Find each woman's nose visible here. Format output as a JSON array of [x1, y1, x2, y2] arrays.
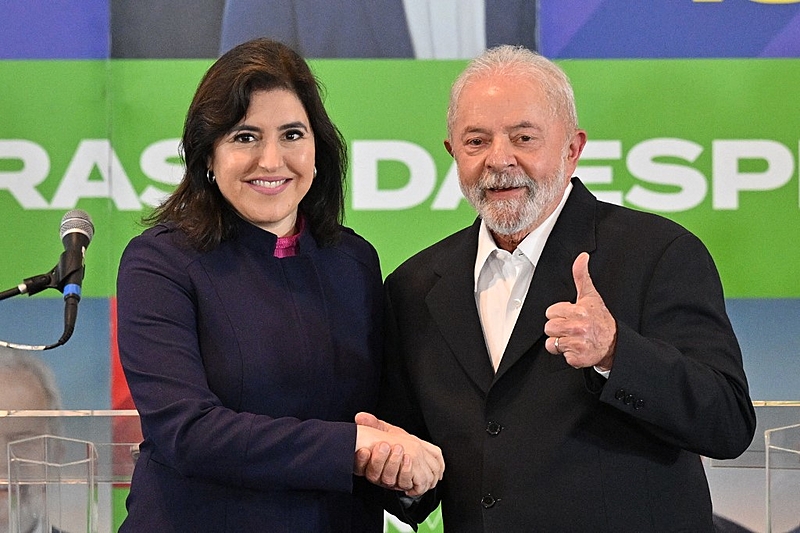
[[258, 141, 283, 171]]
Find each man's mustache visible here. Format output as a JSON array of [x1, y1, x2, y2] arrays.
[[478, 170, 535, 192]]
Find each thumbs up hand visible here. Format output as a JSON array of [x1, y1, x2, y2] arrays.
[[544, 252, 617, 370]]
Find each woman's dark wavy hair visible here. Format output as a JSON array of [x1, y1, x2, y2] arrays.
[[144, 38, 347, 251]]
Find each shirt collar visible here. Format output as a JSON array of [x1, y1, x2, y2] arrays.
[[473, 181, 574, 290]]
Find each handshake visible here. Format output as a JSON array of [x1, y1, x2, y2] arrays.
[[353, 412, 445, 497]]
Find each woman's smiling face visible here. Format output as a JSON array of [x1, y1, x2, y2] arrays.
[[210, 89, 315, 237]]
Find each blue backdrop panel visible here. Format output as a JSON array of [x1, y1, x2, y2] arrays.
[[540, 0, 800, 59]]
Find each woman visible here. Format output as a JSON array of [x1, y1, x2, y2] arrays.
[[116, 38, 441, 532]]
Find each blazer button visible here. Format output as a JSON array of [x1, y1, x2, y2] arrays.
[[615, 388, 626, 401], [634, 398, 645, 410], [481, 494, 497, 508], [486, 421, 502, 436], [624, 394, 634, 405]]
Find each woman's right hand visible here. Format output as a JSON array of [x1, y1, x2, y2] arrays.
[[353, 412, 444, 497]]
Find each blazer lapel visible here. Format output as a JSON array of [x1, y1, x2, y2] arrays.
[[425, 219, 495, 394], [495, 179, 599, 379]]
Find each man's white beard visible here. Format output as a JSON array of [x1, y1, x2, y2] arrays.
[[460, 164, 566, 236]]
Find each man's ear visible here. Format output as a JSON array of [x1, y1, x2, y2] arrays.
[[444, 139, 454, 157], [565, 129, 587, 176]]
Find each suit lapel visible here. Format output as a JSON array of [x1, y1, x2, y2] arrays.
[[495, 179, 599, 379], [426, 219, 496, 394]]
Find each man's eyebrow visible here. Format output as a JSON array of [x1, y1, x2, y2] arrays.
[[460, 126, 491, 136], [460, 122, 544, 134], [509, 121, 543, 131]]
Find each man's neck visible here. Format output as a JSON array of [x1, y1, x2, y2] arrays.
[[490, 229, 531, 252]]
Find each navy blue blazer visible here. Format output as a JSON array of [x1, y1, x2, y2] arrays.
[[117, 218, 384, 532], [380, 178, 756, 532]]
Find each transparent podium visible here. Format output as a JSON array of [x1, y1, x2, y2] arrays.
[[706, 401, 800, 533], [1, 406, 798, 533], [765, 418, 800, 533], [1, 410, 141, 533]]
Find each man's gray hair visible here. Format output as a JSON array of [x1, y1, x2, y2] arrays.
[[0, 345, 63, 410], [446, 45, 579, 140]]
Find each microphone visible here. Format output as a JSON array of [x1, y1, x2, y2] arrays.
[[56, 209, 95, 299], [53, 210, 94, 348]]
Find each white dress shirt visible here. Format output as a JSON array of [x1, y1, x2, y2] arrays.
[[474, 182, 573, 371], [402, 0, 486, 59]]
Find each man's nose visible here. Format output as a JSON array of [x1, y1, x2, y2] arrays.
[[485, 138, 516, 171]]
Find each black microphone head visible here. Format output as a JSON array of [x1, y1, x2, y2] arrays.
[[60, 209, 94, 246]]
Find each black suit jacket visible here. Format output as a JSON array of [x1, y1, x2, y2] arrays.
[[380, 178, 756, 532]]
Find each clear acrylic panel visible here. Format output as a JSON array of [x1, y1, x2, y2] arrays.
[[705, 402, 800, 532], [765, 422, 800, 533], [8, 435, 97, 533], [1, 410, 141, 533]]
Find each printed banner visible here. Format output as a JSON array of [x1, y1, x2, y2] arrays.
[[2, 59, 798, 298]]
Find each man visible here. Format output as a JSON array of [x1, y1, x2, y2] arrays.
[[0, 346, 64, 533], [358, 45, 756, 531]]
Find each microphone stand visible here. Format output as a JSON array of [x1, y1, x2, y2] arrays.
[[0, 270, 58, 302], [0, 264, 75, 350]]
